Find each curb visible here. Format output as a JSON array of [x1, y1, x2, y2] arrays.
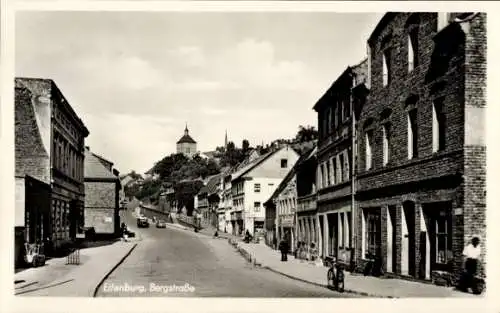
[[261, 265, 391, 298], [231, 243, 392, 298], [92, 243, 138, 297]]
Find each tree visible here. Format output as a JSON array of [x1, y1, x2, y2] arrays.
[[295, 125, 318, 143], [242, 139, 250, 153]]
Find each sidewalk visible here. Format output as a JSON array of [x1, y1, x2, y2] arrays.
[[14, 240, 137, 297], [236, 242, 477, 298]]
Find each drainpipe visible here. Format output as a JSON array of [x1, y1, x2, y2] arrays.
[[350, 75, 357, 267]]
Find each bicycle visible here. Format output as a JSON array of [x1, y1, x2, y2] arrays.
[[326, 257, 345, 292]]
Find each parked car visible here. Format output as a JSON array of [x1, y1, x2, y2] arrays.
[[156, 220, 167, 228], [137, 216, 149, 228]]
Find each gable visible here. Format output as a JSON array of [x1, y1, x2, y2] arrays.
[[244, 147, 299, 179]]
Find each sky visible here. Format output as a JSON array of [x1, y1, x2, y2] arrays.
[[15, 11, 383, 174]]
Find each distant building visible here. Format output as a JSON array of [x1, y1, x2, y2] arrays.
[[313, 58, 369, 265], [15, 77, 89, 256], [176, 124, 197, 157], [84, 147, 121, 237], [230, 145, 300, 236]]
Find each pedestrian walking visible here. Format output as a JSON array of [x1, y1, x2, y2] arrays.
[[279, 238, 289, 262]]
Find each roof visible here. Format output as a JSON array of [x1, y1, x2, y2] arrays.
[[230, 150, 275, 181], [84, 149, 118, 180], [368, 13, 397, 45], [15, 77, 89, 137], [177, 134, 196, 144], [206, 174, 222, 195]]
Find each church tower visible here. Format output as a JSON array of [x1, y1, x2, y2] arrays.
[[176, 123, 197, 157]]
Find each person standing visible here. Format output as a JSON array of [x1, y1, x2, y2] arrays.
[[279, 238, 289, 261], [461, 236, 482, 284]]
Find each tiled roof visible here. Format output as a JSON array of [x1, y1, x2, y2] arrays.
[[177, 134, 196, 144], [230, 149, 277, 181], [206, 174, 222, 194], [84, 149, 118, 180]]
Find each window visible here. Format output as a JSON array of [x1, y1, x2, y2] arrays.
[[347, 212, 352, 248], [365, 131, 373, 170], [436, 215, 450, 264], [327, 107, 332, 134], [268, 183, 274, 187], [432, 99, 446, 152], [334, 105, 339, 128], [323, 163, 328, 187], [408, 29, 419, 72], [343, 99, 350, 121], [317, 167, 323, 189], [407, 109, 418, 159], [382, 50, 391, 86], [254, 183, 261, 193], [346, 150, 351, 180], [339, 153, 345, 183], [281, 159, 288, 168], [365, 210, 381, 256], [382, 123, 390, 166], [254, 202, 261, 212], [329, 158, 335, 185], [326, 160, 331, 186], [340, 213, 345, 248]]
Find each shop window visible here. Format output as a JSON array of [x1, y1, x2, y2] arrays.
[[435, 212, 452, 265]]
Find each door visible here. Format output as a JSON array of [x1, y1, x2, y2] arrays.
[[402, 201, 416, 277], [387, 205, 397, 273]]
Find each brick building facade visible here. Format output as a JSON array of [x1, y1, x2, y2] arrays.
[[84, 147, 121, 236], [354, 13, 486, 284], [15, 78, 89, 252], [313, 59, 369, 265]]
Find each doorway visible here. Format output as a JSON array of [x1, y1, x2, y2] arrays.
[[387, 205, 397, 273], [402, 201, 416, 277]]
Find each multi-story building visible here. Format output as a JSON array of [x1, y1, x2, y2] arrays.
[[221, 170, 234, 233], [355, 13, 486, 284], [84, 147, 121, 237], [231, 145, 300, 237], [295, 146, 319, 252], [263, 160, 299, 252], [205, 173, 222, 229], [15, 77, 89, 252], [313, 59, 370, 265]]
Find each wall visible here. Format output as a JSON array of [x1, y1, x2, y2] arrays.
[[247, 147, 300, 179], [14, 87, 50, 184], [244, 177, 281, 220], [358, 13, 466, 191], [84, 181, 118, 234]]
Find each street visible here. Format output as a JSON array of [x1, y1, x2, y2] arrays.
[[96, 211, 358, 297]]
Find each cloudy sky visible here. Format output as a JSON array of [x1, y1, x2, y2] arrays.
[[16, 11, 383, 174]]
